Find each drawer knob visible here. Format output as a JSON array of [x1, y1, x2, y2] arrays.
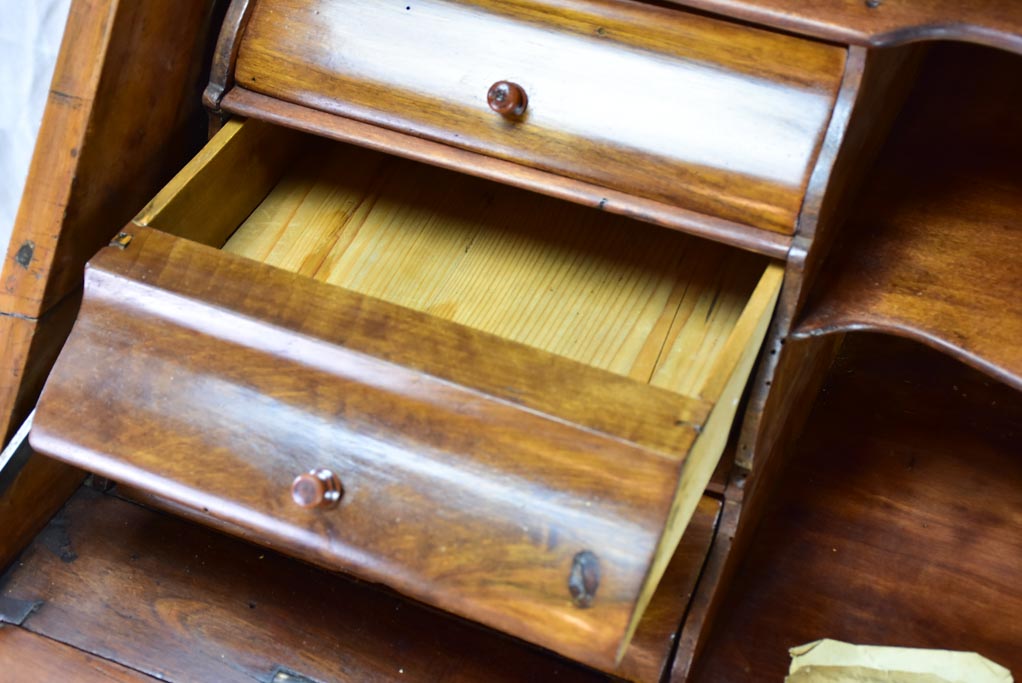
[[487, 81, 528, 117], [291, 468, 343, 509]]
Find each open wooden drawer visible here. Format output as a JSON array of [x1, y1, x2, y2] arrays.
[[29, 119, 782, 671]]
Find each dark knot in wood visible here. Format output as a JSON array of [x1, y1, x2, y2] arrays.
[[568, 550, 600, 608]]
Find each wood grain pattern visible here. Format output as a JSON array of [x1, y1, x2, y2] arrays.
[[203, 0, 253, 113], [0, 0, 223, 318], [0, 627, 156, 682], [222, 136, 772, 395], [0, 290, 81, 444], [233, 0, 846, 233], [662, 0, 1022, 55], [2, 489, 719, 682], [31, 226, 778, 669], [221, 90, 793, 259], [672, 45, 921, 677], [0, 0, 225, 457], [794, 44, 1022, 391], [134, 118, 305, 248], [693, 334, 1022, 681]]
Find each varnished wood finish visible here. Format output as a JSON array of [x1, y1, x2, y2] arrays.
[[203, 0, 253, 112], [0, 0, 223, 318], [0, 291, 81, 444], [694, 334, 1022, 680], [4, 488, 720, 682], [795, 44, 1022, 391], [232, 0, 846, 233], [31, 226, 779, 668], [738, 45, 921, 472], [664, 0, 1022, 55], [222, 90, 793, 259], [0, 627, 156, 682], [673, 45, 922, 677]]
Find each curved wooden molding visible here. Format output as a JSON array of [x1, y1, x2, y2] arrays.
[[664, 0, 1022, 55]]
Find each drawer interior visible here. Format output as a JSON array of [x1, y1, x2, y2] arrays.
[[142, 119, 773, 397], [35, 118, 782, 669]]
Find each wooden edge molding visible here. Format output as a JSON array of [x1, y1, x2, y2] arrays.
[[670, 42, 923, 680], [220, 88, 793, 261], [662, 0, 1022, 56], [203, 0, 253, 113], [792, 321, 1022, 394]]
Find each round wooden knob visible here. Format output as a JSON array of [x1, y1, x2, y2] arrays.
[[291, 468, 343, 509], [487, 81, 528, 117]]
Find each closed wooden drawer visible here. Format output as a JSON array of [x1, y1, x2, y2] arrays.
[[30, 119, 781, 671], [231, 0, 846, 234]]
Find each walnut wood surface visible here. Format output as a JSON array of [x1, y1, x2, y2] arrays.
[[794, 44, 1022, 391], [3, 488, 720, 682], [134, 119, 304, 249], [29, 226, 777, 668], [203, 0, 253, 112], [0, 0, 224, 456], [0, 0, 222, 318], [221, 90, 793, 259], [233, 0, 846, 234], [693, 334, 1022, 681], [664, 0, 1022, 55], [0, 416, 84, 573], [675, 45, 922, 676], [0, 626, 156, 682]]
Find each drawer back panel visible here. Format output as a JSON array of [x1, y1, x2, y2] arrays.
[[232, 0, 847, 234]]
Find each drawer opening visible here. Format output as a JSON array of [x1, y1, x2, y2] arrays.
[[137, 119, 777, 400], [37, 117, 783, 669]]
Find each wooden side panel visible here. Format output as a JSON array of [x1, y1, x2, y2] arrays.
[[234, 0, 846, 233], [0, 291, 80, 444], [0, 0, 224, 318], [133, 118, 306, 248], [694, 334, 1022, 680], [0, 488, 718, 682], [30, 227, 713, 669], [662, 0, 1022, 55], [0, 627, 156, 682], [0, 416, 85, 573], [794, 44, 1022, 391]]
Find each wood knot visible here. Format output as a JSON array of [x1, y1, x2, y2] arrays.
[[568, 550, 600, 608]]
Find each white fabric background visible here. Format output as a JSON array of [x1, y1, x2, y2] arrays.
[[0, 1, 72, 256]]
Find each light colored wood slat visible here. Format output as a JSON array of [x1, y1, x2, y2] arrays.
[[224, 142, 768, 397], [135, 119, 305, 247]]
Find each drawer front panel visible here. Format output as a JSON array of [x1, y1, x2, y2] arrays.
[[234, 0, 846, 234], [31, 228, 711, 669]]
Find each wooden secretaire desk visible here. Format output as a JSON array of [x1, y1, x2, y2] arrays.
[[0, 1, 1019, 680]]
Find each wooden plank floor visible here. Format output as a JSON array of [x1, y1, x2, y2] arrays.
[[693, 334, 1022, 681]]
